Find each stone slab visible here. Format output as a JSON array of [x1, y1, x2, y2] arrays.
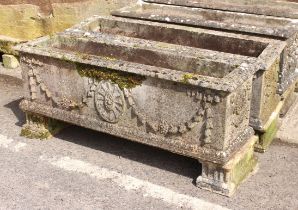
[[0, 0, 136, 41], [2, 54, 20, 69], [144, 0, 298, 19]]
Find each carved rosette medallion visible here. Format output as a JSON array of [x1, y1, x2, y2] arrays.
[[95, 80, 125, 123]]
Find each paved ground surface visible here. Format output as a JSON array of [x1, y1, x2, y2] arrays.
[[0, 69, 298, 210], [277, 94, 298, 145]]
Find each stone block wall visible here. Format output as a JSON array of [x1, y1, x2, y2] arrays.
[[0, 0, 135, 53]]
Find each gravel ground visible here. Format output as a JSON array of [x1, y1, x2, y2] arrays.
[[0, 72, 298, 210]]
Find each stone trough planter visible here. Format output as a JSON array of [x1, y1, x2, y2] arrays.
[[144, 0, 298, 19], [112, 1, 298, 151], [15, 16, 283, 196], [113, 1, 298, 96]]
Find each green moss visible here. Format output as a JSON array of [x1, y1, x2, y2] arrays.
[[231, 145, 257, 187], [20, 113, 67, 140], [255, 117, 278, 153], [77, 64, 145, 89], [20, 127, 51, 140], [182, 73, 198, 84]]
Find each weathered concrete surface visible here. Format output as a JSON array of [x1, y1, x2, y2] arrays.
[[0, 63, 22, 81], [277, 93, 298, 145], [113, 2, 298, 95], [144, 0, 298, 19], [0, 71, 298, 209]]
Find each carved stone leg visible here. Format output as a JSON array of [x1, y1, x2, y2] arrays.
[[196, 136, 258, 197], [21, 112, 67, 140]]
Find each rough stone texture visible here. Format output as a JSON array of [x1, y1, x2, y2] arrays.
[[14, 16, 284, 195], [280, 81, 298, 118], [249, 57, 282, 131], [74, 16, 286, 132], [197, 136, 257, 196], [20, 112, 67, 140], [254, 101, 284, 153], [0, 0, 135, 53], [144, 0, 298, 19], [112, 1, 298, 96], [1, 75, 298, 209], [2, 54, 20, 69]]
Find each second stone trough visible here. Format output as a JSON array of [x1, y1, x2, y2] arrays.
[[113, 0, 298, 152]]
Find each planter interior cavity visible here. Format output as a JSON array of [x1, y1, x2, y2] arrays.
[[81, 17, 267, 57], [32, 15, 271, 81], [112, 2, 298, 38], [48, 34, 240, 78], [112, 2, 298, 95]]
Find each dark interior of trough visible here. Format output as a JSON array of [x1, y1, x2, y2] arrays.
[[52, 36, 235, 78], [93, 19, 268, 57]]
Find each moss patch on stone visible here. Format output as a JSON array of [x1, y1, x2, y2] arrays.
[[21, 113, 67, 140], [231, 143, 257, 187], [20, 127, 52, 140], [255, 117, 278, 153], [182, 73, 198, 84], [77, 64, 145, 89]]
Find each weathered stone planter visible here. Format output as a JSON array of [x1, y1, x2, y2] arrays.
[[113, 1, 298, 96], [15, 16, 283, 196], [113, 1, 298, 150], [144, 0, 298, 19]]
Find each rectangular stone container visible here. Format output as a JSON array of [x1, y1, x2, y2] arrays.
[[112, 2, 295, 131], [144, 0, 298, 19], [15, 16, 283, 195]]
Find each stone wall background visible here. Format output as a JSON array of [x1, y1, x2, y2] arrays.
[[0, 0, 135, 42]]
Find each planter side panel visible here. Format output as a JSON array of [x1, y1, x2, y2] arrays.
[[225, 78, 253, 150], [20, 54, 252, 163], [250, 58, 281, 129]]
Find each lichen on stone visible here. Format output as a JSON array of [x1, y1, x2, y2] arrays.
[[76, 63, 145, 89], [20, 127, 52, 140], [20, 113, 66, 140], [182, 73, 198, 84]]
